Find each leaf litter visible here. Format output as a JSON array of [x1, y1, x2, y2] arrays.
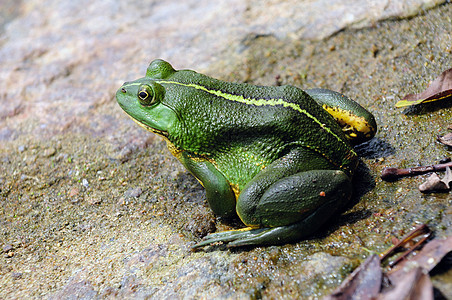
[[395, 68, 452, 108], [325, 225, 452, 300]]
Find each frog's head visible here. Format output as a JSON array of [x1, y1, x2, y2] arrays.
[[116, 59, 178, 138]]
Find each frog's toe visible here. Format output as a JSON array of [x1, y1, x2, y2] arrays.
[[225, 226, 298, 247], [192, 227, 268, 249]]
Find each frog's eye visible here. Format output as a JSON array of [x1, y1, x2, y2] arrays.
[[137, 85, 155, 106], [137, 82, 165, 106]]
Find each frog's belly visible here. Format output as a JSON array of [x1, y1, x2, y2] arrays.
[[213, 147, 275, 193]]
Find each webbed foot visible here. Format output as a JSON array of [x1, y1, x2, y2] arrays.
[[192, 227, 277, 249], [192, 221, 317, 249]]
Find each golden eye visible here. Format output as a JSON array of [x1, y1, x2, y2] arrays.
[[137, 82, 165, 107], [137, 85, 155, 106]]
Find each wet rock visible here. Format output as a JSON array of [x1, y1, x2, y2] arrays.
[[124, 187, 142, 199], [67, 188, 79, 198], [298, 252, 351, 278], [81, 179, 89, 188], [1, 0, 451, 299], [42, 147, 56, 158], [11, 272, 23, 280], [293, 252, 354, 297], [184, 214, 216, 238], [49, 280, 98, 300], [0, 128, 16, 141], [2, 244, 14, 258], [150, 257, 235, 299], [2, 244, 13, 252], [245, 0, 446, 40], [125, 244, 168, 269]]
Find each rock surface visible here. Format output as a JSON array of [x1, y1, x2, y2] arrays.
[[1, 0, 451, 298]]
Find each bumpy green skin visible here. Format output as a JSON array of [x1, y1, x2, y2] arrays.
[[116, 59, 377, 248]]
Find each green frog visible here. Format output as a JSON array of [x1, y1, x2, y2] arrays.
[[116, 59, 377, 248]]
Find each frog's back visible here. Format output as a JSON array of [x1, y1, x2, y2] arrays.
[[157, 69, 357, 176]]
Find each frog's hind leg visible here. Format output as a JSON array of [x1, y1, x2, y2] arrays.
[[305, 88, 377, 144], [193, 169, 352, 248]]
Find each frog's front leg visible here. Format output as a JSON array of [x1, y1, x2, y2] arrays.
[[193, 149, 352, 248], [179, 152, 236, 218]]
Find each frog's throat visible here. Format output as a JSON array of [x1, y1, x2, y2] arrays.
[[131, 118, 169, 138], [130, 117, 184, 159]]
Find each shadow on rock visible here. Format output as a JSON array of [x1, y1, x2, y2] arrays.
[[401, 98, 452, 115], [354, 137, 395, 160]]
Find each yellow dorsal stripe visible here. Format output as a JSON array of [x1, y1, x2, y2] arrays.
[[158, 80, 355, 154]]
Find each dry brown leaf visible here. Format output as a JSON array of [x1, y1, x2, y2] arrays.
[[326, 230, 452, 300], [382, 236, 452, 299], [419, 173, 449, 192], [324, 254, 381, 300], [419, 166, 452, 192], [379, 267, 433, 300], [387, 236, 452, 280], [438, 132, 452, 147], [396, 68, 452, 108]]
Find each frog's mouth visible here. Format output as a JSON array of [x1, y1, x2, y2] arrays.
[[131, 118, 169, 138]]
